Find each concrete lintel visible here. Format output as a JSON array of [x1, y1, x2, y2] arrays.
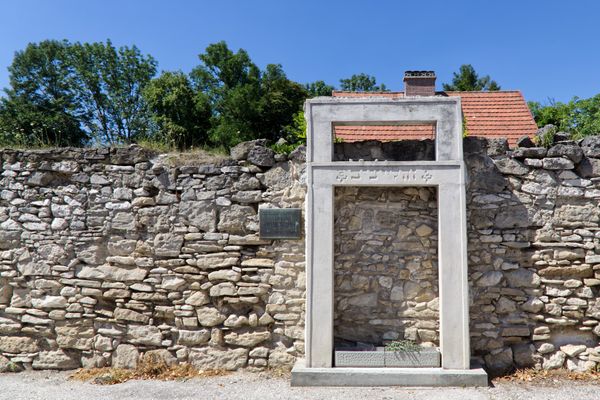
[[291, 360, 488, 387], [306, 96, 462, 105], [305, 97, 462, 162], [310, 163, 463, 187]]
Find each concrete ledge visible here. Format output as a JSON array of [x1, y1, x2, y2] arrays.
[[291, 359, 488, 387], [335, 347, 440, 367]]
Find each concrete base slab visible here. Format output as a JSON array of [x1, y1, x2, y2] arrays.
[[291, 359, 488, 387]]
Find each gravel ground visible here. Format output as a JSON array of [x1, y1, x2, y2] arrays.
[[1, 370, 599, 400]]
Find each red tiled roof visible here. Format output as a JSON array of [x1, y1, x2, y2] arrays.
[[334, 124, 435, 142], [330, 90, 537, 147]]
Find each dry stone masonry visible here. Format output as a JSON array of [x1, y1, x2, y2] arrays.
[[0, 142, 306, 372], [465, 136, 600, 375], [334, 186, 438, 346], [3, 134, 600, 376]]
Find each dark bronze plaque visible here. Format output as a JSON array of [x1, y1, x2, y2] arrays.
[[259, 208, 302, 239]]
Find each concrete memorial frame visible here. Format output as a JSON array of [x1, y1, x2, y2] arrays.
[[292, 96, 487, 386]]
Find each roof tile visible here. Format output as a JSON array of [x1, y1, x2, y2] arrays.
[[331, 90, 537, 146]]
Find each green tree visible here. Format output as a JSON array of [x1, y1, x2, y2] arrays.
[[143, 71, 211, 149], [191, 42, 261, 147], [191, 41, 307, 147], [0, 40, 88, 146], [339, 73, 388, 91], [256, 64, 307, 141], [442, 64, 501, 91], [0, 39, 157, 146], [305, 80, 334, 97], [568, 94, 600, 138], [528, 95, 600, 138], [70, 40, 157, 144]]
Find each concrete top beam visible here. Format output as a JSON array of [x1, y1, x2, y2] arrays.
[[305, 96, 463, 163]]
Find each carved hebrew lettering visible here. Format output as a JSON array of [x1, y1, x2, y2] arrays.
[[335, 169, 432, 183]]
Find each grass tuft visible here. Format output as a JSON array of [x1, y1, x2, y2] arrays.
[[495, 368, 600, 384], [155, 147, 229, 167], [262, 366, 292, 379], [69, 355, 229, 385]]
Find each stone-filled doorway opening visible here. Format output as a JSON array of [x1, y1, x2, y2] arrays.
[[333, 185, 440, 357]]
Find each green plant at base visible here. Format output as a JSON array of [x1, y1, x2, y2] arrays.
[[5, 361, 20, 373], [384, 340, 421, 353], [533, 125, 557, 148], [270, 141, 298, 154], [272, 110, 307, 154]]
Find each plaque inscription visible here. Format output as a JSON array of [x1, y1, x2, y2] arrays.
[[259, 208, 302, 239]]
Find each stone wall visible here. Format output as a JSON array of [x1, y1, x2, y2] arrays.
[[3, 134, 600, 376], [334, 140, 435, 161], [333, 186, 438, 346], [0, 141, 306, 371], [465, 136, 600, 375], [331, 135, 600, 375]]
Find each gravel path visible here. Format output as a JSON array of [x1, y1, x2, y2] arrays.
[[1, 370, 599, 400]]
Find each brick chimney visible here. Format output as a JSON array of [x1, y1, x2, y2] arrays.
[[403, 71, 436, 97]]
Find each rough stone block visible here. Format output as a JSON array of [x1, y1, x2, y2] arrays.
[[189, 348, 248, 371], [0, 336, 39, 353], [126, 325, 162, 346], [33, 350, 80, 370], [177, 329, 211, 346], [112, 344, 139, 369]]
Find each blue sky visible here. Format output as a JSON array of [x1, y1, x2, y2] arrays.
[[0, 0, 598, 103]]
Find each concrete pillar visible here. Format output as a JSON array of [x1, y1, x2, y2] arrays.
[[438, 179, 470, 369], [306, 182, 334, 367]]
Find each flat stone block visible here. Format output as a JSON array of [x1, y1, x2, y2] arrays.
[[335, 347, 440, 367], [291, 359, 488, 387]]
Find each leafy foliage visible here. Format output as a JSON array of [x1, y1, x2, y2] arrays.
[[256, 64, 308, 142], [528, 99, 571, 129], [442, 64, 500, 91], [282, 111, 306, 143], [0, 39, 157, 146], [69, 40, 157, 144], [143, 71, 211, 149], [191, 41, 307, 147], [529, 95, 600, 139], [568, 95, 600, 138], [4, 41, 515, 151], [339, 73, 388, 92], [0, 40, 88, 147], [305, 80, 334, 97], [270, 110, 308, 153]]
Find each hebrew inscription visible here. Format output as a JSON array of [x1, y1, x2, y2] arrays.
[[335, 168, 433, 184]]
